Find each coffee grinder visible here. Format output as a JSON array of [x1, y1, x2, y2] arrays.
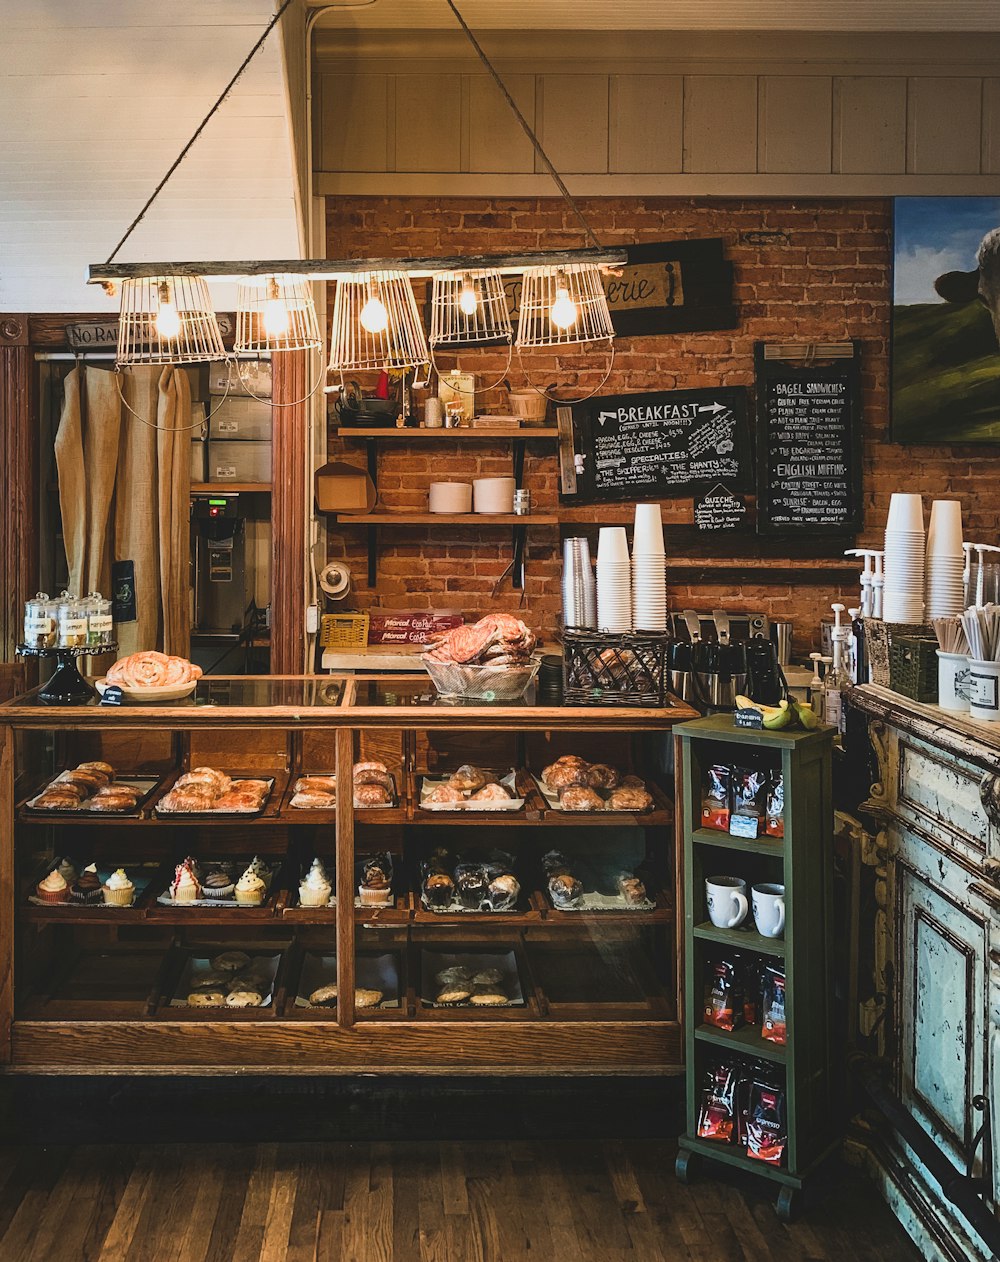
[[191, 493, 250, 634]]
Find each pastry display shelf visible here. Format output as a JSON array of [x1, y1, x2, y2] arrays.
[[0, 674, 695, 1076]]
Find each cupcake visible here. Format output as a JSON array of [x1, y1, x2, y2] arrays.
[[234, 864, 266, 906], [456, 870, 488, 910], [56, 857, 78, 884], [358, 884, 392, 907], [169, 857, 201, 902], [299, 858, 332, 908], [102, 868, 135, 907], [201, 869, 236, 900], [36, 868, 70, 904], [70, 862, 104, 905]]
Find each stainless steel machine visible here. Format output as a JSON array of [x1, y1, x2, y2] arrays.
[[191, 493, 251, 634]]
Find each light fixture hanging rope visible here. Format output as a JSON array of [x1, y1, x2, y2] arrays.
[[442, 0, 601, 252], [103, 0, 295, 266]]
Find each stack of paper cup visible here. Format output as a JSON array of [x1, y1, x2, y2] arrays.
[[561, 537, 596, 629], [631, 503, 667, 631], [925, 499, 965, 618], [882, 492, 926, 623], [596, 527, 632, 632]]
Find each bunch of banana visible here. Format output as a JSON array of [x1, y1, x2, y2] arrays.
[[734, 695, 821, 731]]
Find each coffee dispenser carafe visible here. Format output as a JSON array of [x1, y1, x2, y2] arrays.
[[745, 638, 788, 707]]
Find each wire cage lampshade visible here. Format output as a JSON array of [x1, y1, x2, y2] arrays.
[[234, 274, 321, 353], [327, 270, 429, 373], [429, 269, 513, 347], [116, 275, 227, 366], [515, 263, 615, 349]]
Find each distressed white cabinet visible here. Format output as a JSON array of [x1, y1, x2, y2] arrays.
[[850, 685, 1000, 1262]]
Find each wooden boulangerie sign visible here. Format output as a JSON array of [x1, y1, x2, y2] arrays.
[[557, 387, 753, 503], [754, 340, 863, 537]]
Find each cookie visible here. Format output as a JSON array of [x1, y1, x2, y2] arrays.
[[471, 968, 504, 986], [309, 984, 338, 1007], [436, 987, 472, 1004], [211, 951, 251, 972], [225, 990, 263, 1008], [469, 989, 508, 1006], [190, 969, 230, 991], [355, 988, 383, 1009], [187, 991, 225, 1006]]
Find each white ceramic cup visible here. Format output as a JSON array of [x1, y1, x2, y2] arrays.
[[752, 882, 785, 939], [705, 876, 748, 929], [969, 659, 1000, 721], [937, 650, 970, 712]]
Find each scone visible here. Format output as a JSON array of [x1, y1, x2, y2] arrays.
[[559, 786, 605, 811], [470, 782, 512, 802], [542, 760, 590, 790], [448, 764, 490, 793], [354, 783, 392, 808], [425, 784, 465, 805]]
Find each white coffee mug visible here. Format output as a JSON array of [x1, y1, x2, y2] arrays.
[[705, 876, 748, 929], [752, 882, 785, 939]]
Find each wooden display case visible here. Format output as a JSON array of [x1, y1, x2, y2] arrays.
[[0, 674, 698, 1075]]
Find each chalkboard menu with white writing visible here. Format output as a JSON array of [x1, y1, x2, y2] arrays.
[[754, 342, 862, 536], [694, 484, 748, 532], [562, 387, 752, 504]]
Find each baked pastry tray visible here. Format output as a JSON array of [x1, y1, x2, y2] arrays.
[[536, 778, 653, 813], [169, 952, 280, 1008], [420, 948, 524, 1008], [153, 776, 275, 819], [24, 776, 161, 818], [288, 771, 398, 809], [294, 951, 400, 1009], [418, 770, 524, 812], [542, 889, 656, 913]]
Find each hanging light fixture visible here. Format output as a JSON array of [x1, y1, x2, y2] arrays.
[[234, 274, 321, 353], [428, 267, 514, 393], [116, 275, 227, 366], [327, 270, 429, 373], [515, 263, 615, 350]]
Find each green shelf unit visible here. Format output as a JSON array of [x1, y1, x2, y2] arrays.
[[675, 714, 836, 1221]]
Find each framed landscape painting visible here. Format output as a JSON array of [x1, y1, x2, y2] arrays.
[[892, 196, 1000, 443]]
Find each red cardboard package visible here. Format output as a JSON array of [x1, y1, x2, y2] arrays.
[[366, 611, 464, 646]]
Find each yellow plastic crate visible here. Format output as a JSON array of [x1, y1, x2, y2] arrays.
[[319, 612, 369, 649]]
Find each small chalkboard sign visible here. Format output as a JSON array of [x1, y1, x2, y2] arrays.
[[694, 484, 748, 532], [734, 707, 764, 729], [755, 341, 862, 536], [100, 685, 125, 707], [560, 387, 752, 505]]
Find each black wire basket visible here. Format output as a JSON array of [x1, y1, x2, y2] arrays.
[[561, 630, 671, 706]]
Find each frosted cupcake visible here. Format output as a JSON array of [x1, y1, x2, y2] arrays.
[[299, 858, 332, 908], [37, 868, 70, 904], [103, 868, 135, 907], [234, 864, 266, 906], [201, 868, 236, 900], [56, 857, 78, 885], [169, 857, 201, 902]]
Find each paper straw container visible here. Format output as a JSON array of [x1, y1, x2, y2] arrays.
[[937, 651, 970, 712], [472, 477, 516, 514], [429, 482, 472, 513], [968, 659, 1000, 721]]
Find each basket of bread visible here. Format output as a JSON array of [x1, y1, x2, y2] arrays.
[[421, 614, 540, 701]]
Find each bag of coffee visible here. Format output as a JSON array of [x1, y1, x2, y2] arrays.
[[702, 764, 731, 832], [765, 773, 785, 838], [746, 1075, 788, 1165], [729, 767, 766, 838], [697, 1060, 738, 1143], [704, 957, 744, 1032], [761, 964, 787, 1045]]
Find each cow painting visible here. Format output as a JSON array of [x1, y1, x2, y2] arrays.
[[892, 196, 1000, 444]]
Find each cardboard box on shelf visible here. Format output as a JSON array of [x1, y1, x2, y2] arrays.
[[208, 439, 272, 484], [209, 360, 272, 399], [209, 395, 273, 442], [314, 461, 377, 514]]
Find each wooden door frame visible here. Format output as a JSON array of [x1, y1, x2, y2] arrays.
[[0, 315, 36, 663]]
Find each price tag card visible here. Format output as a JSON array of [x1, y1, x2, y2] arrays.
[[733, 707, 764, 729], [99, 685, 125, 707]]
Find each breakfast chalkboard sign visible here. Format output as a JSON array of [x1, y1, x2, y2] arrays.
[[754, 341, 862, 536], [559, 387, 752, 504]]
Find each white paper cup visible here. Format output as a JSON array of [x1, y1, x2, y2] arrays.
[[937, 651, 970, 712], [472, 477, 516, 514], [428, 482, 472, 513], [885, 493, 925, 534], [968, 659, 1000, 721], [597, 526, 630, 565], [633, 504, 665, 555], [927, 499, 963, 555]]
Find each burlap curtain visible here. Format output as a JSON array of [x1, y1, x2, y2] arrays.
[[55, 365, 191, 659]]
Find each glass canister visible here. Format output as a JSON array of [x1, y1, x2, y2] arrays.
[[57, 596, 89, 648], [86, 592, 114, 646], [23, 592, 58, 649]]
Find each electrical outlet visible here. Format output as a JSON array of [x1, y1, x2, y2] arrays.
[[306, 603, 319, 634]]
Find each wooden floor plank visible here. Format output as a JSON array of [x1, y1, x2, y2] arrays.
[[0, 1138, 923, 1262]]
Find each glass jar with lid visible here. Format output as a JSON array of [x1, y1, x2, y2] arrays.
[[86, 592, 114, 646], [23, 592, 58, 649], [57, 596, 89, 649]]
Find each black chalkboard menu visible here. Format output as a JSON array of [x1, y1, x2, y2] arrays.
[[562, 386, 752, 504], [754, 341, 862, 536], [694, 484, 748, 532]]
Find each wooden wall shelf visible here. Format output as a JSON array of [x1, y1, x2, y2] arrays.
[[191, 482, 271, 494], [334, 512, 557, 526], [336, 426, 558, 440]]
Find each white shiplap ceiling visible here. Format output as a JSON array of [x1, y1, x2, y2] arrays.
[[0, 0, 301, 313], [311, 0, 1000, 30]]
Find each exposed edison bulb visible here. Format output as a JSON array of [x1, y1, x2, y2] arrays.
[[155, 281, 181, 340], [458, 274, 478, 316], [550, 272, 578, 330], [262, 277, 289, 338], [359, 282, 389, 334]]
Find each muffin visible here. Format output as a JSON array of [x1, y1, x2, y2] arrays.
[[549, 873, 584, 909], [299, 858, 332, 908], [36, 868, 70, 904], [70, 863, 105, 905], [423, 871, 455, 909], [618, 875, 648, 906], [456, 871, 488, 910], [485, 873, 520, 911], [234, 865, 266, 906], [169, 858, 201, 902]]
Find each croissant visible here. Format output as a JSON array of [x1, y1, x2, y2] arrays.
[[107, 651, 202, 689]]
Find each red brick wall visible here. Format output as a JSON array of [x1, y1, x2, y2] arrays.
[[325, 195, 996, 654]]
